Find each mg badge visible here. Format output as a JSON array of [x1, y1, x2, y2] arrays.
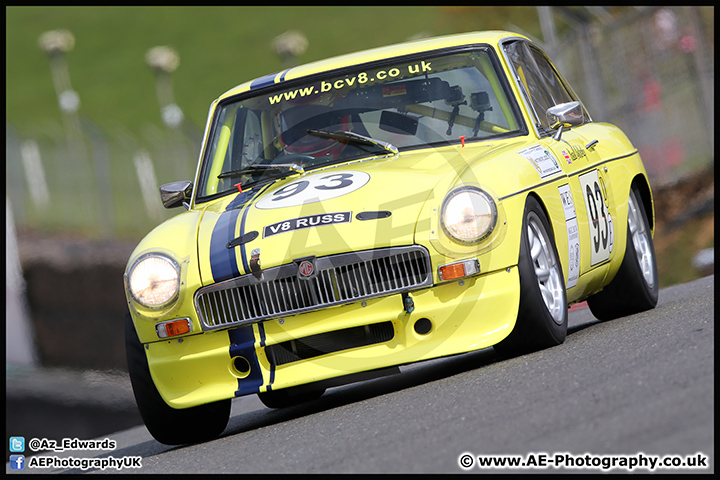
[[295, 256, 318, 281]]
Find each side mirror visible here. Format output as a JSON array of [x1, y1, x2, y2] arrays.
[[160, 181, 193, 209], [546, 101, 585, 141]]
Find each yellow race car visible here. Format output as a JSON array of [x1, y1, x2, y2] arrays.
[[124, 31, 658, 445]]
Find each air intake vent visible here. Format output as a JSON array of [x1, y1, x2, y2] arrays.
[[265, 321, 395, 366]]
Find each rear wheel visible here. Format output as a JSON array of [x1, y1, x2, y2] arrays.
[[587, 186, 658, 320], [125, 314, 231, 445], [494, 196, 567, 356]]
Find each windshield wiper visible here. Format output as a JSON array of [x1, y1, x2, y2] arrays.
[[307, 129, 398, 155], [217, 163, 305, 179]]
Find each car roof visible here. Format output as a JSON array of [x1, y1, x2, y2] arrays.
[[218, 30, 528, 100]]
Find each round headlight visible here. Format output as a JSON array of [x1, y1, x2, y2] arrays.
[[441, 187, 497, 244], [128, 254, 180, 307]]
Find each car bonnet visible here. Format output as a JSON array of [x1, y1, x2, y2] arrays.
[[195, 147, 472, 286]]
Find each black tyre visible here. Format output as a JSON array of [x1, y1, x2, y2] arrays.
[[257, 386, 326, 409], [494, 196, 567, 356], [587, 186, 658, 320], [125, 314, 231, 445]]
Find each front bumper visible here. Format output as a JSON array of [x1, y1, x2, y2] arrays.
[[146, 265, 520, 408]]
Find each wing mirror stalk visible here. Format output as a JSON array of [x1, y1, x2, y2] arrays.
[[547, 101, 585, 142]]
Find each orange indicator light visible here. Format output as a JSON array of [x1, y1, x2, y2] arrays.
[[166, 320, 191, 336], [156, 318, 192, 338], [439, 263, 466, 280], [438, 259, 480, 281]]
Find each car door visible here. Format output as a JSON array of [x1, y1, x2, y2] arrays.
[[502, 39, 616, 297]]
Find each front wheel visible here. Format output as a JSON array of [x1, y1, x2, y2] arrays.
[[494, 196, 567, 356], [125, 314, 231, 445], [587, 186, 658, 320]]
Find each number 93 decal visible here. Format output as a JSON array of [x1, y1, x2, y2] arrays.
[[255, 171, 370, 210], [579, 169, 614, 266]]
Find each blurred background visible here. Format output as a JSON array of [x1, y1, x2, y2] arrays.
[[5, 6, 714, 444]]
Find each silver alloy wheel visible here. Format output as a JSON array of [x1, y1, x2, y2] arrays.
[[527, 212, 565, 325], [627, 191, 655, 289]]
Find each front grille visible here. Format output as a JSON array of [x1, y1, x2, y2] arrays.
[[265, 321, 395, 366], [195, 246, 432, 330]]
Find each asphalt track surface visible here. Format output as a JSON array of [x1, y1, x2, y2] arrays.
[[11, 275, 714, 474]]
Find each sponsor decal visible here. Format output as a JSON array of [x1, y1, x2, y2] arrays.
[[568, 144, 588, 161], [560, 145, 588, 165], [518, 145, 562, 178], [561, 149, 572, 164], [267, 61, 432, 105], [263, 212, 352, 238], [558, 184, 580, 289]]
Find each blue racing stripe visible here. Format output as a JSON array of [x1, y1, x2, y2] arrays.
[[250, 72, 278, 90], [256, 322, 275, 387], [225, 190, 255, 211], [228, 325, 264, 396], [209, 209, 242, 282], [239, 204, 252, 275], [237, 182, 275, 274], [210, 183, 276, 281]]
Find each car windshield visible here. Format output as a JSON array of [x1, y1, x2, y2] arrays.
[[198, 47, 522, 200]]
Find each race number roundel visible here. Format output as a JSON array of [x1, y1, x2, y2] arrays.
[[579, 169, 614, 266], [255, 171, 370, 209]]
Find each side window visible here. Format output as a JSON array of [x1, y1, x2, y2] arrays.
[[216, 106, 263, 193], [227, 107, 263, 169], [241, 110, 263, 166], [504, 41, 582, 132]]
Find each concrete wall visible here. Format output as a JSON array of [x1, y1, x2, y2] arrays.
[[17, 232, 136, 371]]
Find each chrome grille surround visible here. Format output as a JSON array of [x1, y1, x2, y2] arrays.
[[195, 245, 432, 331]]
